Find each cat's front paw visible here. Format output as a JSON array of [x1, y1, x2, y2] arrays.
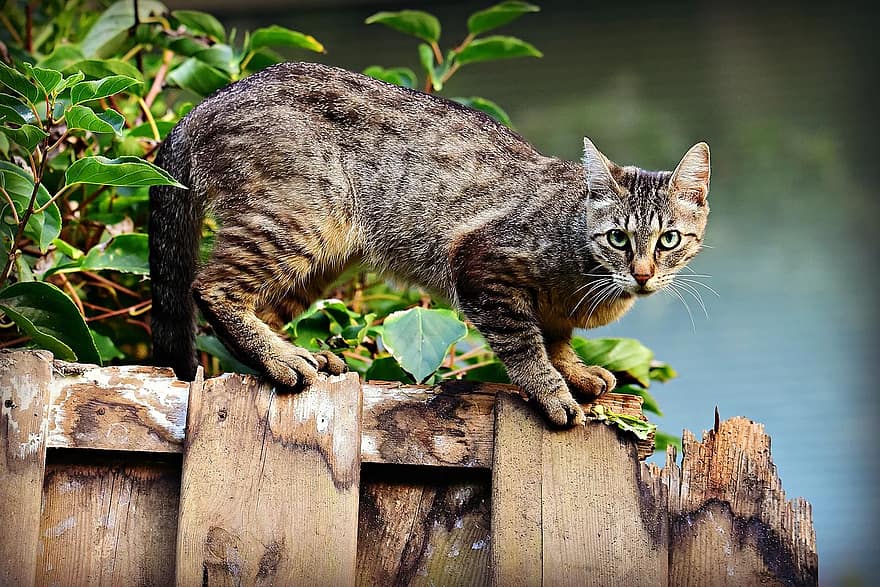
[[565, 365, 616, 402], [312, 350, 348, 376], [534, 387, 586, 428]]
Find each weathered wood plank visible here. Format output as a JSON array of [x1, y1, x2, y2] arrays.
[[45, 359, 653, 466], [646, 416, 818, 586], [491, 392, 668, 587], [356, 465, 491, 587], [48, 362, 188, 454], [175, 372, 361, 586], [0, 350, 52, 587], [36, 457, 181, 587]]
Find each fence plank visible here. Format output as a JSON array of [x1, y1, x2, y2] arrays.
[[36, 458, 180, 587], [491, 392, 668, 587], [652, 416, 818, 586], [357, 466, 491, 586], [175, 372, 361, 587], [0, 350, 52, 587]]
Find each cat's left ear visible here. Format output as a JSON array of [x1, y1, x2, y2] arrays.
[[583, 137, 621, 197], [669, 142, 711, 207]]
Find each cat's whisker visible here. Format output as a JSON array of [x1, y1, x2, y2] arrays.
[[584, 282, 620, 324], [676, 278, 720, 298], [664, 284, 696, 332], [672, 280, 709, 319], [570, 279, 612, 316]]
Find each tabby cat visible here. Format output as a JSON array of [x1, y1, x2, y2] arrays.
[[149, 62, 710, 427]]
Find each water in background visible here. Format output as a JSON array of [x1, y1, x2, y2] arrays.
[[211, 1, 877, 582]]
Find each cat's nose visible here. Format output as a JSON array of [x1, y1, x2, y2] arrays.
[[633, 273, 651, 286]]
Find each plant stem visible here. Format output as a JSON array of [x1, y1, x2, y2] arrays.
[[136, 96, 160, 140], [86, 299, 151, 322], [0, 140, 48, 288], [145, 49, 174, 108], [0, 14, 23, 46], [430, 41, 443, 64], [82, 271, 140, 298], [0, 185, 20, 224]]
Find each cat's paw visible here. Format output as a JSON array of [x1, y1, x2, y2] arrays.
[[264, 346, 321, 390], [313, 350, 348, 376], [566, 365, 616, 402], [535, 387, 586, 428]]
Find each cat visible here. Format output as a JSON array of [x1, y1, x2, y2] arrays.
[[149, 62, 710, 427]]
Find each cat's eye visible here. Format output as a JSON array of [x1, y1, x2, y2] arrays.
[[607, 229, 629, 250], [658, 230, 681, 250]]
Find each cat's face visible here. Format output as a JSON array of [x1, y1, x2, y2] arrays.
[[583, 140, 710, 297]]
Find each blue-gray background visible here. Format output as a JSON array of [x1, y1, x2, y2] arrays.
[[172, 0, 878, 582]]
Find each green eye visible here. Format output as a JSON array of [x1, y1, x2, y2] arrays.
[[658, 230, 681, 250], [607, 229, 629, 249]]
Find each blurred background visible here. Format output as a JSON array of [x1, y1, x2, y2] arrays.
[[166, 0, 878, 583]]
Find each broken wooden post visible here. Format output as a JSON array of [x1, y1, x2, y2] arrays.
[[174, 371, 362, 586]]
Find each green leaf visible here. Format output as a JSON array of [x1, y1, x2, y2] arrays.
[[70, 75, 142, 104], [613, 384, 663, 416], [51, 238, 84, 260], [0, 281, 100, 364], [364, 356, 414, 383], [572, 337, 654, 387], [67, 59, 144, 83], [461, 359, 510, 383], [81, 0, 168, 58], [91, 329, 125, 362], [248, 25, 325, 53], [167, 58, 230, 96], [65, 156, 185, 188], [365, 10, 441, 44], [0, 62, 40, 105], [172, 10, 226, 41], [38, 45, 86, 71], [452, 96, 512, 127], [0, 161, 60, 252], [467, 1, 540, 36], [56, 71, 86, 94], [80, 233, 149, 275], [127, 120, 175, 140], [382, 307, 468, 383], [0, 93, 35, 125], [362, 66, 418, 89], [418, 43, 443, 91], [65, 105, 125, 135], [649, 361, 678, 383], [654, 431, 682, 453], [454, 35, 542, 65], [196, 334, 258, 374], [0, 124, 48, 152], [590, 404, 656, 441], [20, 63, 63, 96], [192, 44, 238, 76]]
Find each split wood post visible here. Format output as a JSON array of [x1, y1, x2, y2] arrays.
[[0, 350, 52, 587], [491, 392, 668, 587], [175, 371, 362, 587]]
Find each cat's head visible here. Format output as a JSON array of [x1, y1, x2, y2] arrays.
[[582, 138, 710, 296]]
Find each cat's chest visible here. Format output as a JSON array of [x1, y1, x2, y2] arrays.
[[541, 293, 635, 332]]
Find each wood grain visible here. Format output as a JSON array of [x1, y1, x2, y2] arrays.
[[48, 362, 188, 454], [356, 465, 491, 587], [645, 416, 818, 586], [175, 372, 362, 586], [0, 350, 52, 587], [36, 457, 181, 587], [491, 392, 668, 587]]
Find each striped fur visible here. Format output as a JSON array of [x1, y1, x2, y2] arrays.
[[149, 62, 710, 427]]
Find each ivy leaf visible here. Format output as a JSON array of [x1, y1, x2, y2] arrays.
[[65, 105, 125, 135], [80, 233, 149, 275], [590, 404, 656, 441], [573, 337, 654, 388], [167, 58, 230, 96], [452, 96, 512, 127], [362, 66, 418, 89], [65, 156, 185, 188], [248, 25, 325, 53], [0, 62, 40, 106], [382, 307, 468, 383], [20, 63, 63, 97], [0, 124, 48, 152], [365, 10, 441, 44], [172, 10, 226, 41], [70, 75, 142, 104], [0, 281, 100, 364], [467, 1, 540, 36], [0, 161, 60, 252], [454, 35, 542, 65], [80, 0, 167, 58]]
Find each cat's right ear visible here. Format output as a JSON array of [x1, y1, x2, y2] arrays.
[[582, 137, 621, 197]]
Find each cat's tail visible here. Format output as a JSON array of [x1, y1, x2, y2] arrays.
[[149, 123, 200, 381]]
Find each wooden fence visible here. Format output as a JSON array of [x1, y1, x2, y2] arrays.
[[0, 349, 817, 586]]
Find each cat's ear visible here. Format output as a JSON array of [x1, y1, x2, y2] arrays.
[[669, 142, 710, 206], [583, 137, 621, 196]]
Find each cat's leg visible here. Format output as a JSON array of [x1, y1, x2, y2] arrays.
[[453, 261, 585, 427], [546, 337, 616, 402], [193, 246, 345, 389]]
